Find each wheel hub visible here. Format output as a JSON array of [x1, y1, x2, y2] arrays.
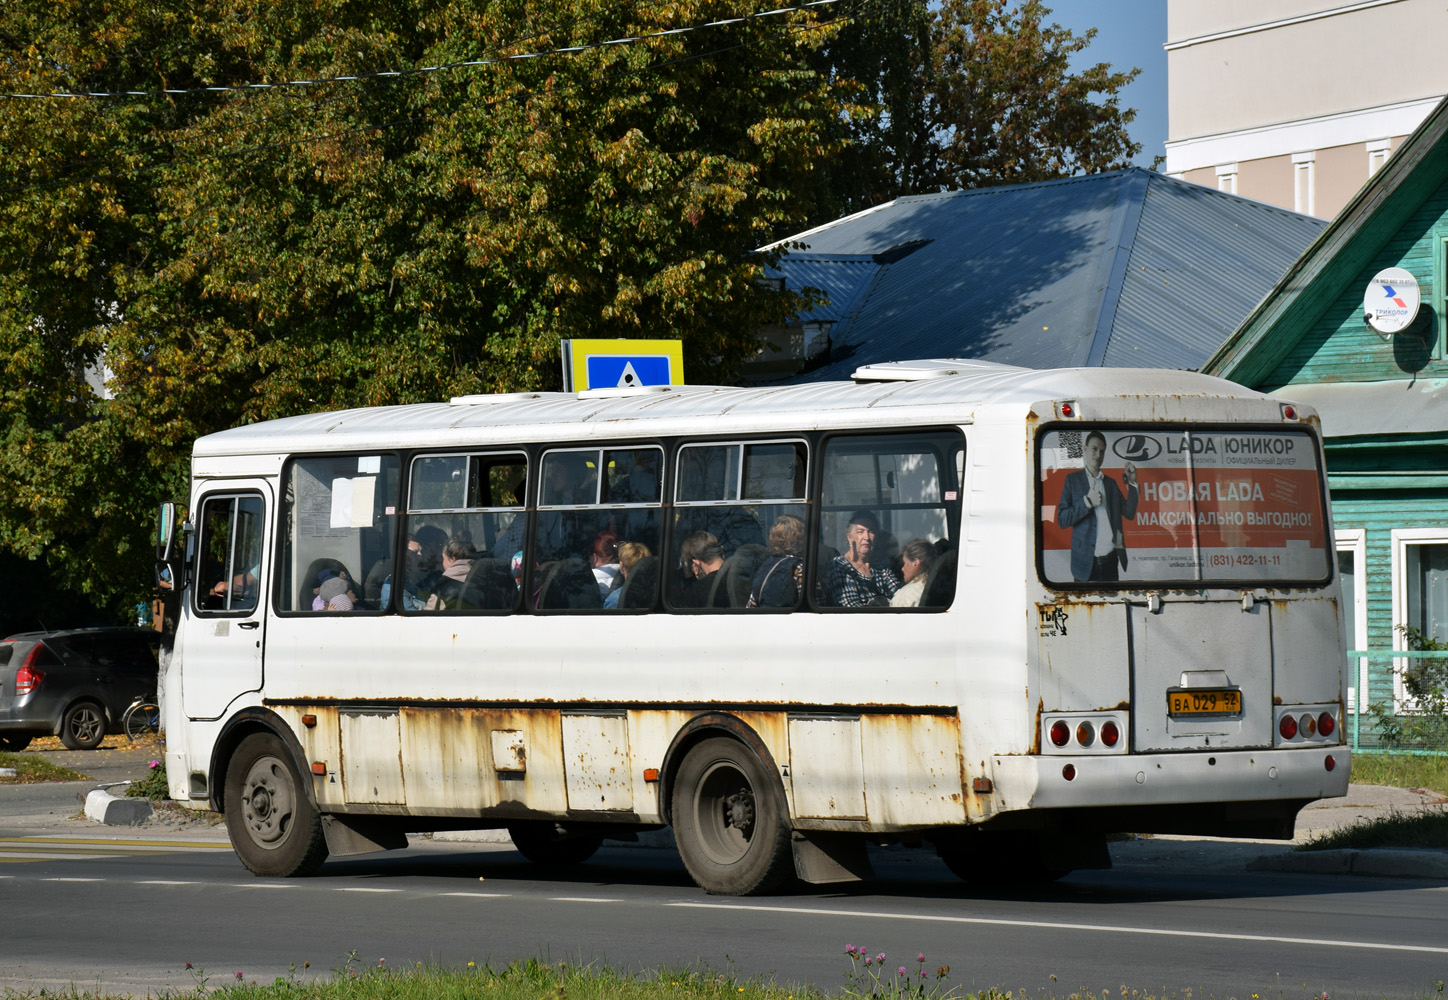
[[241, 758, 293, 844], [722, 788, 755, 838]]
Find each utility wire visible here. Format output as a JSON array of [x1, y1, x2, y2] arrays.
[[1, 0, 840, 100], [1, 0, 871, 196]]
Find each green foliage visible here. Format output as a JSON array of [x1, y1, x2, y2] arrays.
[[0, 750, 88, 783], [0, 0, 846, 608], [1369, 626, 1448, 751], [0, 0, 1143, 614], [125, 757, 169, 800]]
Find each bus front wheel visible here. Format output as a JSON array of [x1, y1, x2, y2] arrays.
[[672, 737, 792, 896], [225, 733, 328, 877]]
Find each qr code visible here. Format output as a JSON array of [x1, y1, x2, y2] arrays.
[[1058, 430, 1083, 459]]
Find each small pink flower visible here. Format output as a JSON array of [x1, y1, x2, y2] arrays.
[[234, 972, 243, 980], [184, 962, 192, 970], [863, 957, 871, 967], [898, 967, 907, 977], [876, 954, 886, 964], [920, 972, 927, 979], [845, 945, 855, 955], [149, 760, 161, 769], [917, 953, 925, 963]]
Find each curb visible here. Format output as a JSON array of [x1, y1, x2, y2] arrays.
[[83, 783, 153, 827], [1249, 847, 1448, 879]]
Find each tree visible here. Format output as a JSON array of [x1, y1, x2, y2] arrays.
[[0, 0, 848, 611], [806, 0, 1141, 222], [932, 0, 1141, 188]]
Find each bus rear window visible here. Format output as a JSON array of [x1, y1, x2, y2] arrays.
[[1037, 427, 1331, 587]]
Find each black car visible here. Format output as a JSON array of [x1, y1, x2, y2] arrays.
[[0, 628, 160, 751]]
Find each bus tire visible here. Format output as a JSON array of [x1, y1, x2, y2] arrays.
[[935, 829, 1069, 886], [507, 822, 603, 866], [672, 737, 792, 896], [225, 733, 328, 877]]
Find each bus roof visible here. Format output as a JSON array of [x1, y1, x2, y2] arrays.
[[193, 361, 1280, 458]]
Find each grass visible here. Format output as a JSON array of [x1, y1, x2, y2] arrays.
[[0, 750, 87, 783], [1301, 808, 1448, 851], [0, 957, 1442, 1000], [1349, 752, 1448, 797]]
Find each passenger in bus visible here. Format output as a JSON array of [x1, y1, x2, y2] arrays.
[[590, 530, 621, 598], [318, 576, 354, 612], [603, 541, 653, 609], [425, 533, 477, 610], [1056, 430, 1138, 582], [748, 515, 805, 608], [826, 509, 900, 607], [411, 525, 448, 600], [677, 530, 728, 608], [310, 568, 352, 610], [379, 534, 425, 611], [889, 538, 935, 608]]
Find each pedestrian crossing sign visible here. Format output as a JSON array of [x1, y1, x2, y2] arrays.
[[562, 339, 685, 391]]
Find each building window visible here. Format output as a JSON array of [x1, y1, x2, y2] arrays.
[[1336, 529, 1366, 711], [1215, 163, 1238, 195], [1367, 139, 1391, 177], [1390, 528, 1448, 708], [1292, 151, 1315, 216]]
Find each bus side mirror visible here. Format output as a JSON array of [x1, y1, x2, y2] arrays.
[[156, 502, 183, 590]]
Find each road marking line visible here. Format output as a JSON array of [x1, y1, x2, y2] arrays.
[[1, 837, 231, 849], [337, 887, 400, 893], [138, 880, 199, 885], [436, 892, 508, 898], [668, 902, 1448, 956], [550, 896, 621, 903], [41, 877, 102, 882], [230, 883, 294, 889], [0, 852, 112, 861]]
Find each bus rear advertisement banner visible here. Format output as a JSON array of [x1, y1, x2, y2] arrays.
[[1037, 427, 1330, 585]]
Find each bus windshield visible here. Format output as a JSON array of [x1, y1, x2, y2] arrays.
[[1037, 425, 1331, 587]]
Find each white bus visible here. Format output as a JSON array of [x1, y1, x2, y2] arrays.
[[155, 360, 1349, 894]]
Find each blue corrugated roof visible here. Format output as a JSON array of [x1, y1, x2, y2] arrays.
[[764, 168, 1327, 382]]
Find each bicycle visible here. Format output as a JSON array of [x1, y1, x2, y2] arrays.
[[122, 694, 161, 741]]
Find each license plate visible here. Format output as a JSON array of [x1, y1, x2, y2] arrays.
[[1167, 689, 1242, 716]]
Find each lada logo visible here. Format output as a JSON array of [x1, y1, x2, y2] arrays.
[[1112, 434, 1161, 461]]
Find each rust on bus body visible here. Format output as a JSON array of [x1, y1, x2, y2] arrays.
[[280, 703, 975, 832]]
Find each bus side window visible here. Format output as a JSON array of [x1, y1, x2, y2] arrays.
[[281, 455, 401, 614], [531, 447, 663, 612], [671, 440, 807, 612], [815, 431, 962, 611], [404, 452, 526, 613]]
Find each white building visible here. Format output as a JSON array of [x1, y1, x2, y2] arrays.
[[1165, 0, 1448, 218]]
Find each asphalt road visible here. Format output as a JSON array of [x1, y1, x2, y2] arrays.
[[2, 742, 1446, 997]]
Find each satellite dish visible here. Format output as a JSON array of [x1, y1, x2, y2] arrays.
[[1363, 266, 1420, 337]]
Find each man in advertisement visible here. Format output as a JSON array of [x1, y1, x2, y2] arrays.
[[1057, 430, 1138, 582]]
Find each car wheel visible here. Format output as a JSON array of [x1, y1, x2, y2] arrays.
[[0, 734, 31, 752], [60, 701, 107, 750], [224, 732, 328, 877]]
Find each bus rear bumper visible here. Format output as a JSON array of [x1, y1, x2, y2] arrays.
[[989, 746, 1350, 835]]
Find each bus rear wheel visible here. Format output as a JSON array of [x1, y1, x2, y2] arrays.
[[225, 733, 328, 877], [672, 737, 792, 896], [935, 829, 1071, 886], [507, 822, 603, 866]]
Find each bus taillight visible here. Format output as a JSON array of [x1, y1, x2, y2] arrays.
[[1317, 712, 1336, 737], [1325, 755, 1337, 772], [1279, 714, 1298, 740], [1050, 720, 1071, 747], [1075, 721, 1095, 747], [1100, 720, 1120, 747]]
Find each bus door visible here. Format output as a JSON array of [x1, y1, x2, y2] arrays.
[[184, 484, 271, 720]]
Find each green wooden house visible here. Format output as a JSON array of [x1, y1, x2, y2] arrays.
[[1204, 96, 1448, 749]]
